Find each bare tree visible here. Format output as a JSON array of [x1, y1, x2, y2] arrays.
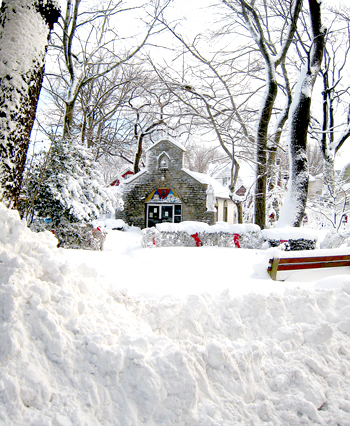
[[319, 18, 350, 191], [221, 0, 303, 229], [184, 144, 222, 175], [158, 1, 302, 227], [146, 31, 258, 222], [278, 0, 326, 226], [127, 86, 171, 174], [267, 61, 293, 222], [307, 142, 323, 177], [0, 0, 60, 207], [45, 0, 169, 139]]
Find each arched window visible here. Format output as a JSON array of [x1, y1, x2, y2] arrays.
[[158, 152, 170, 171]]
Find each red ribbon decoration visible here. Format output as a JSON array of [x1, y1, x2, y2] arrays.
[[233, 233, 240, 248], [280, 239, 288, 251], [191, 233, 203, 247]]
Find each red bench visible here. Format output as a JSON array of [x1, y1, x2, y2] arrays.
[[268, 253, 350, 281]]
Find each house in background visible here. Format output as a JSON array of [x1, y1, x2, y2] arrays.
[[308, 174, 323, 200], [118, 137, 237, 229], [110, 169, 134, 187]]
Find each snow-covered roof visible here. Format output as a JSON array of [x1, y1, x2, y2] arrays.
[[182, 168, 231, 199], [121, 168, 147, 185], [214, 165, 231, 179], [145, 137, 186, 153]]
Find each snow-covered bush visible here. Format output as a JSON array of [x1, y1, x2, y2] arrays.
[[31, 220, 106, 250], [21, 137, 120, 248], [141, 222, 263, 249], [23, 137, 120, 224], [319, 229, 350, 249], [262, 227, 318, 251], [141, 227, 162, 248]]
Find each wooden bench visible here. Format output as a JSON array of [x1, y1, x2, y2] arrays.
[[268, 253, 350, 281]]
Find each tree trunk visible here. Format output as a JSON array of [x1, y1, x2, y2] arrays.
[[235, 201, 243, 224], [0, 0, 60, 207], [254, 72, 278, 229], [323, 152, 335, 197], [267, 61, 292, 207], [63, 99, 75, 139], [134, 134, 144, 174], [278, 0, 326, 227]]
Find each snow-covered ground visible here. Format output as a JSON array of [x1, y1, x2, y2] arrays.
[[1, 204, 350, 425]]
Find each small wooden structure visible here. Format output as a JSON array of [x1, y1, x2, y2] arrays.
[[268, 252, 350, 281]]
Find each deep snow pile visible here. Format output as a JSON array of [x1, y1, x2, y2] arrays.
[[1, 205, 350, 425]]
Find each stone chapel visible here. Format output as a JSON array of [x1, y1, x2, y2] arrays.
[[118, 137, 234, 228]]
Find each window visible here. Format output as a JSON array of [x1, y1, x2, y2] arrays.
[[224, 200, 228, 222], [146, 204, 182, 227], [174, 204, 182, 223]]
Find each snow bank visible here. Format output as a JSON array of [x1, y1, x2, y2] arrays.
[[1, 204, 350, 425]]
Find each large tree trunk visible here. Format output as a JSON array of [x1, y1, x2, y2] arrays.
[[278, 0, 326, 227], [254, 70, 278, 229], [267, 61, 292, 222], [0, 0, 60, 207]]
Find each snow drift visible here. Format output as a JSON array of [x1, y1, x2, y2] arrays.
[[1, 204, 350, 425]]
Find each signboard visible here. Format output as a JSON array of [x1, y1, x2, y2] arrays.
[[145, 188, 180, 203]]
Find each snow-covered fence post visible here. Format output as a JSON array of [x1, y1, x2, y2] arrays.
[[0, 0, 60, 208]]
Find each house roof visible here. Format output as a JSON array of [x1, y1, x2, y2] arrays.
[[145, 137, 186, 153], [182, 168, 231, 199]]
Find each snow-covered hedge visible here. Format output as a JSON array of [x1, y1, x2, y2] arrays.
[[142, 222, 322, 251], [31, 221, 106, 250], [262, 227, 318, 251], [141, 221, 263, 249]]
